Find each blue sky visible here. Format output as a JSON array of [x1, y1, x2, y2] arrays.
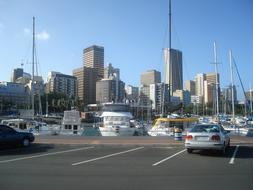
[[0, 0, 252, 100]]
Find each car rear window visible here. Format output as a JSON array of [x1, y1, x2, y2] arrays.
[[190, 125, 220, 133]]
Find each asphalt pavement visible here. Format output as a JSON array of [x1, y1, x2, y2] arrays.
[[0, 136, 253, 190]]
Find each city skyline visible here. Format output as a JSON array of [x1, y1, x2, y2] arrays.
[[0, 0, 253, 100]]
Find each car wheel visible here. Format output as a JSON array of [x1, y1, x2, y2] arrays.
[[187, 148, 193, 153], [22, 138, 30, 147]]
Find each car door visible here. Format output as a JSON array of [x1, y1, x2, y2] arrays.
[[0, 125, 20, 145]]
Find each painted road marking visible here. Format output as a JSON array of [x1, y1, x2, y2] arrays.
[[153, 149, 186, 166], [0, 146, 94, 164], [229, 145, 239, 164], [72, 147, 144, 166]]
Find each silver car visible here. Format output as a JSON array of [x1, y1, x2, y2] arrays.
[[185, 124, 230, 154]]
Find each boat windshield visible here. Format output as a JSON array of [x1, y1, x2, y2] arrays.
[[102, 104, 130, 112], [104, 116, 129, 122]]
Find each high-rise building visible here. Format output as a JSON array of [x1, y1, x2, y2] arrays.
[[140, 70, 161, 86], [206, 73, 220, 85], [139, 70, 161, 108], [96, 78, 125, 104], [125, 85, 139, 102], [11, 68, 23, 82], [73, 67, 97, 106], [104, 63, 120, 79], [195, 73, 206, 97], [83, 45, 104, 80], [164, 48, 183, 94], [173, 89, 191, 105], [150, 83, 169, 113], [185, 80, 196, 95], [204, 81, 215, 104], [46, 71, 77, 97], [223, 85, 237, 103]]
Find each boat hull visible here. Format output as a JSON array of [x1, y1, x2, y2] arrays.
[[99, 126, 136, 136]]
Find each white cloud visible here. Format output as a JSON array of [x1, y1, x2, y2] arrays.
[[23, 28, 31, 34], [36, 30, 50, 41]]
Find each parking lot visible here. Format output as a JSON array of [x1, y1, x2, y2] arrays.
[[0, 137, 253, 190]]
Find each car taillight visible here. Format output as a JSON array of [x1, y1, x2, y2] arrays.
[[186, 135, 193, 140], [211, 134, 220, 141]]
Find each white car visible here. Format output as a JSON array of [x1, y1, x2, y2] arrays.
[[185, 124, 230, 154]]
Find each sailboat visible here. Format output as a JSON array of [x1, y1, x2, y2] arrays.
[[148, 0, 198, 136]]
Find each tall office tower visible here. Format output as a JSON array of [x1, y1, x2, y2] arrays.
[[96, 79, 125, 104], [73, 67, 97, 106], [195, 73, 206, 97], [206, 73, 220, 85], [11, 68, 23, 82], [139, 70, 161, 107], [104, 63, 120, 79], [125, 85, 139, 102], [46, 71, 77, 97], [185, 80, 196, 95], [206, 72, 220, 106], [150, 83, 169, 113], [83, 45, 104, 80], [204, 81, 214, 104], [140, 70, 161, 86], [224, 85, 237, 103], [164, 48, 183, 95]]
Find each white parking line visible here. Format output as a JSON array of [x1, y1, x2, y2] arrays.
[[153, 149, 186, 166], [0, 146, 94, 164], [229, 145, 239, 164], [72, 147, 144, 166]]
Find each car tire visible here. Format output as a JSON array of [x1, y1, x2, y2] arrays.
[[187, 148, 193, 153], [22, 138, 30, 147]]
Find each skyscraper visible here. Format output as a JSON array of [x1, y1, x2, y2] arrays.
[[164, 48, 183, 95], [206, 73, 220, 85], [185, 80, 196, 95], [46, 71, 77, 98], [83, 45, 104, 80], [73, 67, 97, 106], [104, 63, 120, 79], [96, 79, 125, 104], [195, 73, 206, 97], [11, 68, 23, 82], [140, 70, 161, 86]]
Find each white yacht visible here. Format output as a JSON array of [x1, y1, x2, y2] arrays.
[[62, 110, 82, 135], [99, 103, 136, 136]]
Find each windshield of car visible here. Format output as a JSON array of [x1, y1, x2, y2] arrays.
[[190, 125, 220, 133]]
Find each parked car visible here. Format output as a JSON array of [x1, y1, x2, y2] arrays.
[[185, 124, 230, 154], [0, 124, 35, 147]]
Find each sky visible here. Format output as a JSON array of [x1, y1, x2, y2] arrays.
[[0, 0, 253, 100]]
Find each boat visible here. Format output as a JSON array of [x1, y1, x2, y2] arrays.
[[1, 118, 51, 135], [98, 103, 136, 136], [148, 117, 198, 136], [61, 110, 82, 135]]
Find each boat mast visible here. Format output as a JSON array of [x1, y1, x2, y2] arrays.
[[31, 17, 35, 115], [250, 83, 253, 115], [213, 42, 219, 120], [229, 50, 235, 126]]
